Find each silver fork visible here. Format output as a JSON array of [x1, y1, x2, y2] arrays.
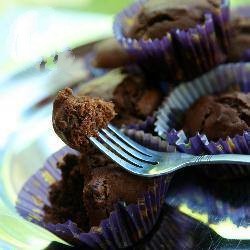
[[90, 124, 250, 177]]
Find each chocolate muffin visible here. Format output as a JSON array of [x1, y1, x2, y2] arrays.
[[228, 16, 250, 62], [112, 74, 163, 127], [92, 38, 135, 68], [76, 70, 163, 129], [44, 144, 154, 230], [183, 91, 250, 141], [45, 87, 157, 230], [53, 88, 116, 151], [127, 0, 221, 40]]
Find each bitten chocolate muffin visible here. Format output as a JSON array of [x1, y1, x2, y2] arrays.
[[183, 91, 250, 141], [92, 38, 135, 68], [45, 87, 156, 230], [44, 144, 154, 230], [47, 70, 165, 234], [127, 0, 221, 40], [228, 16, 250, 62], [53, 88, 116, 151], [112, 74, 163, 127]]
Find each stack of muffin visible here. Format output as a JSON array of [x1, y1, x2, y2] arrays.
[[16, 0, 250, 249]]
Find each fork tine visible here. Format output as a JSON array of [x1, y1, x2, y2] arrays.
[[98, 132, 156, 166], [90, 137, 147, 176], [102, 128, 158, 162], [108, 124, 162, 156]]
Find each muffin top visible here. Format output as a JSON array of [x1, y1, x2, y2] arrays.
[[92, 38, 135, 68], [83, 164, 153, 226], [112, 74, 163, 126], [228, 16, 250, 62], [183, 91, 250, 141], [126, 0, 221, 40], [53, 88, 116, 151]]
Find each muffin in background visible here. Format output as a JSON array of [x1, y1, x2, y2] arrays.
[[182, 91, 250, 141], [92, 38, 135, 69], [155, 63, 250, 179], [112, 73, 163, 129], [155, 63, 250, 154], [114, 0, 230, 82], [126, 0, 221, 40], [76, 68, 164, 132]]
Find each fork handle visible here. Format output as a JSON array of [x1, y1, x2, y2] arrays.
[[190, 154, 250, 166]]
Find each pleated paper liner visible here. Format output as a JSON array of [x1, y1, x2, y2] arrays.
[[134, 204, 210, 250], [241, 50, 250, 62], [124, 128, 175, 153], [16, 130, 173, 248], [155, 62, 250, 179], [114, 0, 230, 82], [166, 169, 250, 240], [124, 116, 156, 135]]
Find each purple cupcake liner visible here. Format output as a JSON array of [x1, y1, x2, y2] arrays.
[[123, 128, 176, 153], [166, 170, 250, 231], [113, 0, 230, 82], [16, 132, 173, 248], [136, 204, 206, 250], [241, 50, 250, 62], [155, 62, 250, 178], [124, 116, 156, 135]]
